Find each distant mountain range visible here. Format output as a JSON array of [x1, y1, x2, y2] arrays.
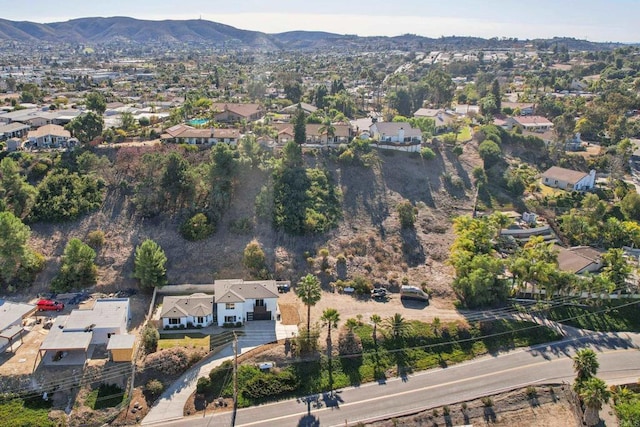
[[0, 17, 626, 51]]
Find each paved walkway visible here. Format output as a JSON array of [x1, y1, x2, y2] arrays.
[[141, 320, 297, 425]]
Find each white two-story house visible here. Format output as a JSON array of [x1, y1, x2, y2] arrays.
[[213, 279, 279, 326]]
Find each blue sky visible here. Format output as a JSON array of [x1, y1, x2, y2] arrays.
[[2, 0, 639, 42]]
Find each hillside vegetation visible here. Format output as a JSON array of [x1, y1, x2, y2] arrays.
[[4, 139, 478, 296]]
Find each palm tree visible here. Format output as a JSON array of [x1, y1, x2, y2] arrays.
[[573, 349, 599, 383], [321, 308, 341, 353], [370, 314, 382, 347], [296, 274, 322, 341], [318, 117, 336, 144], [384, 313, 412, 342], [578, 377, 610, 427], [321, 308, 340, 392]]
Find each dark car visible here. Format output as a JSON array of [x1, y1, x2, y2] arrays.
[[371, 288, 388, 298]]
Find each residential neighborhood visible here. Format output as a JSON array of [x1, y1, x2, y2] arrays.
[[0, 4, 640, 427]]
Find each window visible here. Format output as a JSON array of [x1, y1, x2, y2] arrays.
[[197, 316, 205, 324], [225, 303, 235, 310], [224, 316, 236, 323], [169, 318, 180, 325], [255, 299, 265, 307]]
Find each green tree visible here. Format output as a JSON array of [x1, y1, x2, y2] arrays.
[[0, 157, 36, 218], [601, 248, 632, 289], [52, 238, 97, 291], [142, 324, 159, 354], [161, 152, 195, 212], [478, 139, 502, 169], [320, 307, 340, 390], [66, 112, 104, 143], [620, 192, 640, 221], [296, 274, 322, 341], [243, 239, 269, 279], [133, 239, 168, 290], [578, 377, 611, 427], [384, 313, 411, 342], [0, 212, 31, 283], [423, 68, 455, 107], [119, 111, 136, 132], [491, 79, 501, 112], [85, 92, 106, 115], [573, 349, 599, 383], [397, 200, 416, 229], [293, 104, 306, 144]]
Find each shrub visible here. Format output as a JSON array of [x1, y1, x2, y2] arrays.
[[145, 379, 164, 398], [482, 397, 493, 407], [420, 147, 436, 160], [397, 200, 416, 229], [145, 347, 190, 376], [242, 369, 300, 400], [196, 377, 212, 394], [142, 324, 159, 354], [180, 213, 215, 241], [86, 230, 105, 248], [351, 275, 373, 295], [243, 239, 269, 278]]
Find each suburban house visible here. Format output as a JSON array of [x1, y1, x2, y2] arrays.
[[0, 122, 30, 141], [213, 279, 279, 326], [541, 166, 596, 191], [273, 123, 353, 145], [413, 108, 457, 132], [556, 246, 603, 275], [280, 102, 318, 116], [0, 300, 36, 353], [161, 124, 240, 145], [506, 116, 554, 132], [369, 122, 422, 152], [26, 124, 73, 148], [160, 293, 214, 329], [502, 102, 535, 116], [305, 123, 352, 144], [212, 103, 264, 123], [38, 298, 131, 366]]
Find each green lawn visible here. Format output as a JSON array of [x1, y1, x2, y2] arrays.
[[158, 334, 210, 350], [85, 383, 125, 410], [546, 301, 640, 332], [0, 397, 54, 427], [441, 126, 472, 143]]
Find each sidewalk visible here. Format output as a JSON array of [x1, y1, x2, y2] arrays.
[[141, 320, 296, 425]]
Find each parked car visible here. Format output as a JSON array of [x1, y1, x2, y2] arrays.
[[36, 299, 64, 312], [400, 285, 429, 302], [371, 288, 388, 298]]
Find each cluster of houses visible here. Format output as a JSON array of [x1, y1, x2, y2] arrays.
[[0, 108, 81, 151]]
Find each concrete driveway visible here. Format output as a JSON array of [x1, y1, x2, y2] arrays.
[[142, 320, 287, 425]]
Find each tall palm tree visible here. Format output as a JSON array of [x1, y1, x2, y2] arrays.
[[321, 308, 341, 354], [573, 349, 599, 383], [370, 314, 382, 347], [578, 377, 610, 427], [321, 308, 340, 392], [296, 274, 322, 341], [384, 313, 411, 342]]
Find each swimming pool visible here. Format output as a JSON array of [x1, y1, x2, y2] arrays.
[[189, 118, 209, 126]]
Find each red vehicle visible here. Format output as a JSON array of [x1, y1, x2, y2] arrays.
[[37, 299, 64, 312]]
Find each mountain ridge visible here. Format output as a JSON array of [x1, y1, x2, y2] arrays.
[[0, 16, 627, 50]]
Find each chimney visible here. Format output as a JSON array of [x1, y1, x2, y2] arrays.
[[398, 127, 405, 142]]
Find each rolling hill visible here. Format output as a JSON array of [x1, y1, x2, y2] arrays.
[[0, 16, 625, 51]]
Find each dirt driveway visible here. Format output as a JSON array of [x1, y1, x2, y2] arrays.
[[278, 290, 463, 327]]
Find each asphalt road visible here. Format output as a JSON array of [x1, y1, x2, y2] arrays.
[[163, 332, 640, 427]]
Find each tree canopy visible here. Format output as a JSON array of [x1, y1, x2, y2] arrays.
[[133, 239, 168, 290]]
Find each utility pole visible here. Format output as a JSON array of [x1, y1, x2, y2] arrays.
[[231, 331, 238, 427]]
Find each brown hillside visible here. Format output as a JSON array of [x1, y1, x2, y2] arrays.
[[28, 143, 479, 298]]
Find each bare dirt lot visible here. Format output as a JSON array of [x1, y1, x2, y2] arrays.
[[367, 385, 581, 427], [278, 290, 463, 327]]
